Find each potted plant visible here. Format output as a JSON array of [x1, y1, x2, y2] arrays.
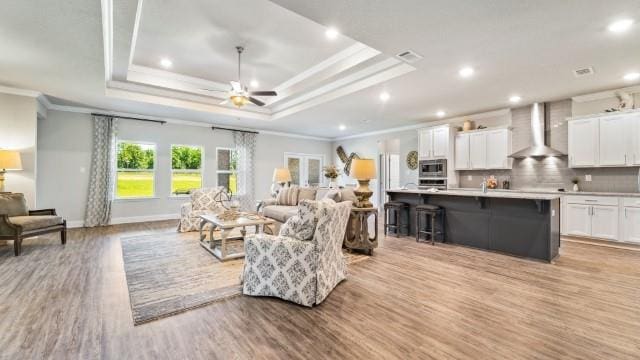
[[571, 178, 580, 192], [323, 165, 340, 188]]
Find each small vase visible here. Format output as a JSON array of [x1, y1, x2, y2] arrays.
[[572, 183, 579, 192]]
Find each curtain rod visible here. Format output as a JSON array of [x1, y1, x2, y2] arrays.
[[211, 126, 259, 134], [91, 113, 167, 125]]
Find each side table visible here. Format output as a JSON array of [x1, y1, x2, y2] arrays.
[[344, 207, 378, 255]]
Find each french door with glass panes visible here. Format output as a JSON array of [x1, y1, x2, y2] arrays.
[[284, 153, 324, 187]]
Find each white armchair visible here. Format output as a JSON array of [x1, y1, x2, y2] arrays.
[[177, 187, 226, 232], [242, 201, 352, 307]]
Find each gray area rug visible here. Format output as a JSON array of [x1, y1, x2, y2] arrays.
[[121, 232, 370, 325]]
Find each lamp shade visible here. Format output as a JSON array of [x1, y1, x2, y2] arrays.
[[350, 158, 375, 180], [272, 168, 292, 183], [0, 150, 22, 170]]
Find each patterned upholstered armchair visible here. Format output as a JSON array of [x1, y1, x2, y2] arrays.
[[242, 201, 352, 307], [177, 187, 226, 232]]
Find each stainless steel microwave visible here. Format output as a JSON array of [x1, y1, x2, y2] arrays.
[[419, 159, 447, 178]]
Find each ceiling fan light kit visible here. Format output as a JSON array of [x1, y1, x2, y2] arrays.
[[205, 46, 279, 108]]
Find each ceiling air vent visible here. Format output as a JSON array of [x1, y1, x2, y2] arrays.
[[396, 50, 423, 64], [573, 67, 594, 77]]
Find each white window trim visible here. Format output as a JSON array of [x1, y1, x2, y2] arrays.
[[216, 147, 238, 194], [115, 140, 157, 200], [284, 152, 325, 187], [170, 144, 205, 196]]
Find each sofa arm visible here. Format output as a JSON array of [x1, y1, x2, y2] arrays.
[[29, 209, 57, 216], [0, 215, 20, 236], [180, 202, 192, 217], [257, 198, 277, 212]]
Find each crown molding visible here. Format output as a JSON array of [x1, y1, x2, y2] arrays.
[[572, 85, 640, 103], [0, 85, 42, 98]]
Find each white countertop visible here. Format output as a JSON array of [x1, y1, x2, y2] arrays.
[[448, 188, 640, 198], [386, 188, 561, 200]]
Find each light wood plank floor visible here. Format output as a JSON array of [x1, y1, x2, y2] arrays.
[[0, 221, 639, 359]]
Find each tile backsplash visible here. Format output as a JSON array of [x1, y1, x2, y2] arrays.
[[458, 99, 640, 193]]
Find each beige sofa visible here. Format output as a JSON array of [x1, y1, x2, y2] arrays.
[[258, 186, 356, 230]]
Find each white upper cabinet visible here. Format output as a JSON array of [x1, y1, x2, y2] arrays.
[[454, 133, 470, 170], [469, 133, 487, 169], [453, 128, 511, 170], [599, 115, 630, 166], [568, 111, 640, 168], [432, 127, 450, 158], [486, 130, 511, 169], [568, 118, 599, 167], [419, 125, 450, 160]]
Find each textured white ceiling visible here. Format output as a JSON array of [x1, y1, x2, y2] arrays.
[[0, 0, 639, 138]]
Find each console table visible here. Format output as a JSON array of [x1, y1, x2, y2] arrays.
[[343, 207, 378, 255]]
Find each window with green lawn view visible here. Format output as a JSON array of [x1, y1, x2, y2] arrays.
[[171, 145, 203, 195], [217, 148, 238, 194], [116, 141, 156, 198]]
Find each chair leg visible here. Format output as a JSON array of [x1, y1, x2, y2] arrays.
[[61, 221, 67, 245], [14, 236, 22, 256], [431, 214, 436, 245], [384, 208, 388, 236], [415, 211, 420, 242]]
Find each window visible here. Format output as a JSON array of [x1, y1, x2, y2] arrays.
[[216, 147, 238, 194], [284, 153, 324, 187], [116, 141, 156, 198], [171, 145, 203, 195]]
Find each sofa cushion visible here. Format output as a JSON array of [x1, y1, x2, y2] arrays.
[[279, 200, 319, 241], [323, 189, 341, 202], [190, 187, 223, 210], [297, 187, 317, 203], [263, 205, 297, 223], [276, 186, 299, 206], [9, 215, 63, 231], [0, 193, 29, 217], [340, 188, 357, 203]]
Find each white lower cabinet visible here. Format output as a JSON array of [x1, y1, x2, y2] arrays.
[[563, 196, 621, 241], [565, 203, 592, 237], [591, 205, 619, 240], [623, 206, 640, 243]]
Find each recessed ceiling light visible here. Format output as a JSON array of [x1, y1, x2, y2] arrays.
[[339, 124, 346, 131], [623, 72, 640, 81], [160, 58, 172, 68], [608, 19, 634, 33], [379, 92, 390, 102], [250, 79, 259, 88], [325, 27, 339, 39], [436, 110, 446, 118], [459, 66, 474, 78], [509, 95, 522, 103]]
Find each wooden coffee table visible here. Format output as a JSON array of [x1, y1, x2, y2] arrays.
[[199, 213, 275, 261]]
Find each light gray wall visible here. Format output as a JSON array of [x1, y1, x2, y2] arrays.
[[331, 129, 419, 208], [37, 110, 332, 223], [0, 93, 38, 207], [458, 99, 640, 192]]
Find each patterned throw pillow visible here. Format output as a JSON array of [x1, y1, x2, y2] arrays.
[[276, 186, 299, 206], [191, 187, 223, 210], [279, 200, 319, 241]]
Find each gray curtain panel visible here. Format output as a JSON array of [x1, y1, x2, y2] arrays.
[[233, 131, 256, 211], [84, 115, 118, 227]]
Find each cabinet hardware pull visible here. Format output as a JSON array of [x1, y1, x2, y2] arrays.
[[625, 208, 628, 218]]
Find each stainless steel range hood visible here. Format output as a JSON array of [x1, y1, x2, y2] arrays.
[[509, 102, 566, 158]]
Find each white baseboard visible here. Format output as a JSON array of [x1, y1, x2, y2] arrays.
[[66, 214, 179, 229]]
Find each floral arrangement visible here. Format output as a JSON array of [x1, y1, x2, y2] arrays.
[[323, 165, 340, 179]]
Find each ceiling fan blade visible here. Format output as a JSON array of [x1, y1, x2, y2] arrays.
[[250, 91, 277, 97], [248, 97, 265, 106], [230, 81, 242, 92], [219, 99, 229, 105], [200, 88, 227, 93]]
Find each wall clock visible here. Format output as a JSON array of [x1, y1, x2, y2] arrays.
[[406, 150, 418, 170]]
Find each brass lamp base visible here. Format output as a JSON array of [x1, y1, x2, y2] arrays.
[[0, 170, 5, 193], [354, 179, 373, 208]]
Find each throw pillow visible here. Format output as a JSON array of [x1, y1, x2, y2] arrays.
[[340, 188, 357, 203], [297, 187, 317, 203], [0, 193, 29, 217], [276, 186, 299, 206], [323, 189, 341, 202], [279, 199, 319, 240], [191, 187, 223, 210]]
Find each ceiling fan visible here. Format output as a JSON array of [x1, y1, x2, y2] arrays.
[[202, 46, 277, 107]]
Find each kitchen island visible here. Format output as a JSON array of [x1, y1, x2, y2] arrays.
[[386, 189, 560, 262]]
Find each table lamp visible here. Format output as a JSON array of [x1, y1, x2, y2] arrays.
[[350, 158, 375, 208], [0, 150, 23, 192], [271, 168, 292, 196]]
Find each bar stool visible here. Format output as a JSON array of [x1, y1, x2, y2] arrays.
[[416, 204, 445, 245], [384, 202, 409, 237]]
